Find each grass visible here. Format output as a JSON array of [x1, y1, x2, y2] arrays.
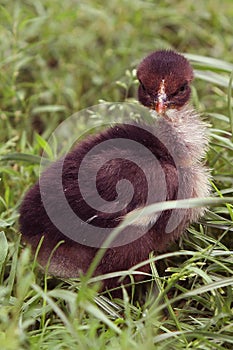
[[0, 0, 233, 349]]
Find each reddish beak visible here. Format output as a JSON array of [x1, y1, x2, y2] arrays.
[[155, 79, 167, 114], [155, 100, 166, 114]]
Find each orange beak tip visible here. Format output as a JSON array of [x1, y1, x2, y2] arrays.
[[155, 102, 166, 114]]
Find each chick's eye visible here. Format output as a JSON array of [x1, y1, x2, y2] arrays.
[[139, 79, 146, 91], [179, 83, 188, 93]]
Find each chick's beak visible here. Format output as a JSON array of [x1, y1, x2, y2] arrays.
[[155, 94, 167, 114], [155, 79, 167, 114]]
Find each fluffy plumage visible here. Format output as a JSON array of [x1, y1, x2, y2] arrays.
[[19, 50, 210, 293]]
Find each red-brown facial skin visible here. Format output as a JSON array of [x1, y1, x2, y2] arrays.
[[137, 50, 194, 112]]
